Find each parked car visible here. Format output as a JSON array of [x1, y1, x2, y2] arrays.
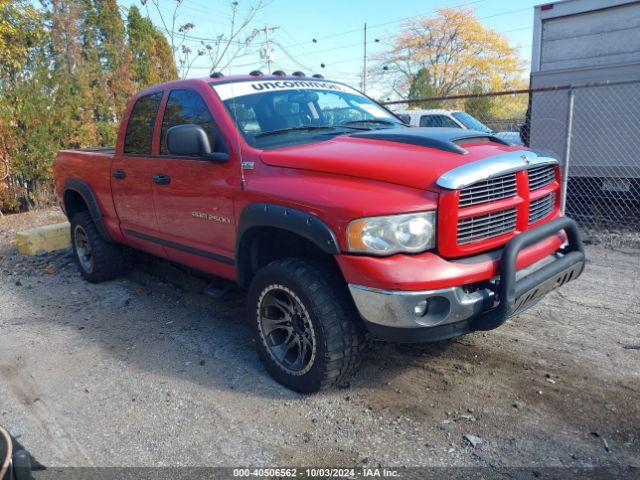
[[53, 73, 585, 392], [395, 108, 523, 145]]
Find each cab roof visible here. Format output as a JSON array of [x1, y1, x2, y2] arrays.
[[138, 74, 343, 96]]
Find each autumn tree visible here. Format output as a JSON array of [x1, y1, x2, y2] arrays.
[[1, 0, 180, 211], [1, 0, 262, 211], [46, 0, 100, 148], [0, 0, 43, 77], [94, 0, 136, 128], [0, 0, 58, 180], [376, 8, 524, 102], [79, 0, 135, 144]]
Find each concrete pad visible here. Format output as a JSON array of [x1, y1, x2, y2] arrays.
[[16, 222, 71, 256]]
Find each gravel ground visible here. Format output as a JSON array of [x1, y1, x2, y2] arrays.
[[0, 209, 639, 476]]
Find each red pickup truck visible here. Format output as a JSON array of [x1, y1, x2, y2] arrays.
[[54, 73, 586, 392]]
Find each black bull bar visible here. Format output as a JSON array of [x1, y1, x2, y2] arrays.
[[472, 216, 586, 332]]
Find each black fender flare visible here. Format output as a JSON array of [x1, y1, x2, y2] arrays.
[[63, 178, 114, 242], [236, 203, 340, 286]]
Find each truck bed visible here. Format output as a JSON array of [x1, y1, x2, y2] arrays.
[[53, 146, 120, 242]]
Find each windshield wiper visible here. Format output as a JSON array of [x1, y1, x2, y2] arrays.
[[339, 119, 399, 128], [254, 124, 373, 138], [254, 125, 345, 138]]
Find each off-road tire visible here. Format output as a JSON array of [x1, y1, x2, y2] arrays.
[[70, 211, 124, 283], [247, 257, 366, 393]]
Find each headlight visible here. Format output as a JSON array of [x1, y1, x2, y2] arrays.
[[347, 211, 436, 255]]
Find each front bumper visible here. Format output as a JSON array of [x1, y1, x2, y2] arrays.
[[349, 217, 586, 343]]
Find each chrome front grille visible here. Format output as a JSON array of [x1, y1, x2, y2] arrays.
[[437, 150, 561, 256], [457, 208, 517, 245], [459, 173, 517, 207], [528, 165, 555, 191], [529, 193, 555, 224]]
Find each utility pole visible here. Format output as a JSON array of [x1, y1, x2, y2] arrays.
[[362, 23, 367, 93], [260, 25, 279, 74]]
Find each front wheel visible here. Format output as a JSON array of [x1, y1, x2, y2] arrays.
[[247, 258, 366, 393]]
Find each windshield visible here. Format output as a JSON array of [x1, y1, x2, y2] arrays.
[[212, 79, 404, 148], [451, 111, 493, 134]]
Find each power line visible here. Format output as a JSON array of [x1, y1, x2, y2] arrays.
[[277, 0, 490, 50], [276, 27, 323, 63], [136, 1, 536, 80], [152, 26, 266, 46], [278, 4, 532, 56], [503, 25, 533, 33], [142, 2, 533, 76], [240, 4, 533, 72], [139, 0, 230, 23], [271, 40, 312, 71], [135, 0, 490, 52], [259, 25, 279, 73]]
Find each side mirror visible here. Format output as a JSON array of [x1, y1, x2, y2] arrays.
[[166, 124, 229, 162]]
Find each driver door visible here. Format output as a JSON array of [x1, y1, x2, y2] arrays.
[[151, 88, 238, 274]]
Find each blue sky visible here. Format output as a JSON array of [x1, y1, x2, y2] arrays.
[[118, 0, 545, 92]]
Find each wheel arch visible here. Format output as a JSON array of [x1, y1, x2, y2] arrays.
[[63, 178, 113, 242], [236, 203, 341, 288]]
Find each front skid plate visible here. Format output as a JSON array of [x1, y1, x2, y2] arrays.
[[511, 259, 584, 316]]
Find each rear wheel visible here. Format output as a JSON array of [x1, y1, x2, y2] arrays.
[[71, 211, 124, 283], [248, 258, 366, 393]]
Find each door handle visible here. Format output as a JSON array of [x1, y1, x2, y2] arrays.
[[113, 170, 126, 180], [153, 174, 171, 185]]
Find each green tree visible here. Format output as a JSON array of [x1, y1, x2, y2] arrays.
[[463, 83, 494, 121], [407, 68, 440, 109], [127, 6, 177, 88]]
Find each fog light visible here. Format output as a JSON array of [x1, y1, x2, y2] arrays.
[[413, 300, 428, 317]]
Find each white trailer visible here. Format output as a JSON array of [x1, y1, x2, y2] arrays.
[[527, 0, 640, 204]]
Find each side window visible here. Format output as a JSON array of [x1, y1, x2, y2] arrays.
[[419, 114, 460, 128], [161, 89, 223, 154], [123, 92, 162, 154]]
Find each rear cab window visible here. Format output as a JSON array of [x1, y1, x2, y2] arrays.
[[123, 92, 162, 154]]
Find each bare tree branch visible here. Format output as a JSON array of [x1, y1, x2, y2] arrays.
[[142, 0, 267, 79]]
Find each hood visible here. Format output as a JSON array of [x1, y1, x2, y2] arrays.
[[260, 128, 523, 190]]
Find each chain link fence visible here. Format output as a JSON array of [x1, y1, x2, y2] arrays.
[[385, 79, 640, 245]]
